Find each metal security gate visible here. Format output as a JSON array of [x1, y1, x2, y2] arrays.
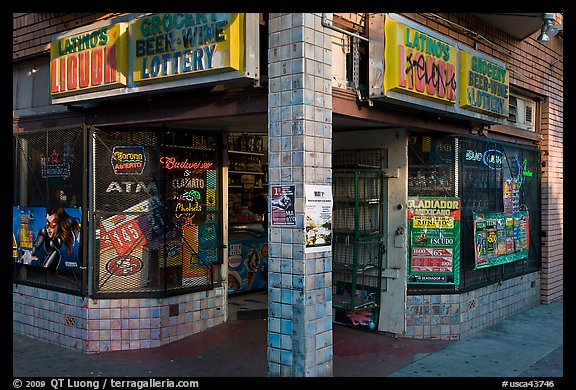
[[332, 149, 385, 330], [92, 128, 222, 297]]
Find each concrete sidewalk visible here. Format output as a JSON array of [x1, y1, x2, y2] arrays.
[[13, 299, 563, 379], [389, 299, 564, 377]]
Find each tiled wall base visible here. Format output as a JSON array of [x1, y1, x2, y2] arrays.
[[404, 272, 540, 340], [13, 284, 226, 353]]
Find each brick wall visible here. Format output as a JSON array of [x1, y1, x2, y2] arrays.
[[13, 13, 122, 61]]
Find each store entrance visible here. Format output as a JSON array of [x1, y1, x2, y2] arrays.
[[332, 129, 408, 335], [226, 132, 269, 320]]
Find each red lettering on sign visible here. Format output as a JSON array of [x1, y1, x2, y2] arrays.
[[50, 43, 119, 94]]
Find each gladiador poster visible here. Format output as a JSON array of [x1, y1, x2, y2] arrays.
[[407, 197, 461, 285], [304, 184, 333, 253], [13, 206, 82, 270], [473, 210, 529, 269]]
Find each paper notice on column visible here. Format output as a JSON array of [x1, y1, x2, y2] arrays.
[[304, 184, 333, 253]]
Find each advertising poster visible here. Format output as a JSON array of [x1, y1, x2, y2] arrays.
[[304, 184, 333, 253], [227, 233, 268, 295], [503, 178, 520, 214], [271, 185, 295, 226], [407, 197, 461, 285], [473, 210, 529, 269], [13, 206, 82, 271], [98, 197, 162, 290]]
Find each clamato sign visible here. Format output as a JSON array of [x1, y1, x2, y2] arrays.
[[50, 23, 128, 96]]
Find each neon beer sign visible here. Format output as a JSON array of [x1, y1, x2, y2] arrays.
[[159, 156, 213, 170]]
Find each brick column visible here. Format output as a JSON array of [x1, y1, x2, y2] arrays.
[[267, 13, 333, 377]]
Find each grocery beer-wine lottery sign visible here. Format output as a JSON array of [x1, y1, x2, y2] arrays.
[[50, 22, 129, 96], [132, 13, 244, 83], [407, 197, 461, 285]]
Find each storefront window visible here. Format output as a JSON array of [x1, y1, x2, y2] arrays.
[[93, 128, 222, 297], [407, 134, 540, 293], [13, 127, 223, 298], [458, 137, 540, 291], [13, 128, 85, 294]]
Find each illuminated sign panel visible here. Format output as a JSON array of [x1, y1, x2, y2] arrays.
[[50, 23, 128, 96], [384, 18, 457, 105], [459, 50, 509, 117], [132, 13, 244, 83]]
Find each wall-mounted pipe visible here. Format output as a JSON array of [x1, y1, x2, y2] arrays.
[[321, 13, 370, 42]]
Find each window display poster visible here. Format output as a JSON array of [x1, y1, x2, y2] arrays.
[[304, 184, 333, 253], [13, 206, 82, 270], [407, 197, 461, 285], [473, 210, 529, 269], [503, 178, 520, 214], [271, 185, 295, 226]]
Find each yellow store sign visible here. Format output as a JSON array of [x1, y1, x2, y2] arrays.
[[459, 50, 509, 117], [132, 13, 245, 83], [50, 23, 128, 96], [384, 18, 457, 105]]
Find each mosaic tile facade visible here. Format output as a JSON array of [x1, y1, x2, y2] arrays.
[[267, 13, 334, 377], [404, 272, 540, 340], [13, 284, 225, 353]]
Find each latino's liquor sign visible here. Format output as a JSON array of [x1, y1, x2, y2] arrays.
[[407, 196, 461, 285], [50, 22, 129, 96]]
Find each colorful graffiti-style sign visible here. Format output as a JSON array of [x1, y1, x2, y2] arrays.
[[385, 18, 457, 104]]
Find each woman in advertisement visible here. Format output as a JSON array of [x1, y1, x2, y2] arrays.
[[21, 207, 81, 269]]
